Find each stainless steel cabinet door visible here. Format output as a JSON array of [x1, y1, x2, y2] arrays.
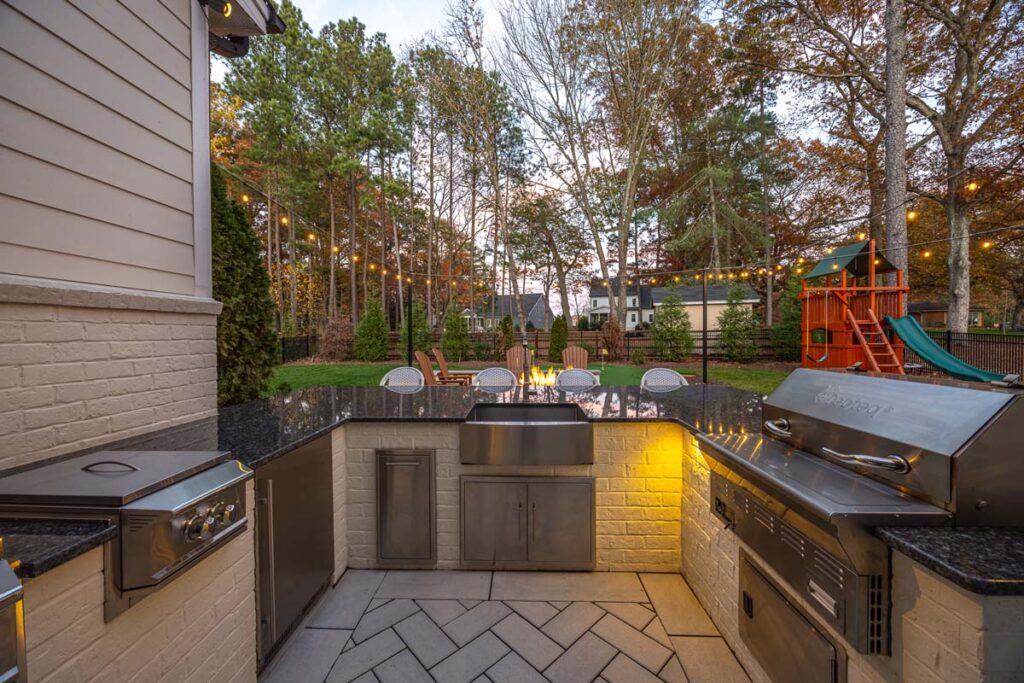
[[462, 480, 527, 564], [527, 480, 593, 565], [377, 451, 435, 565]]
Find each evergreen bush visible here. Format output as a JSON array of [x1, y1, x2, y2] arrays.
[[319, 315, 354, 361], [353, 302, 390, 361], [770, 273, 803, 361], [497, 315, 516, 358], [717, 286, 760, 362], [548, 315, 569, 362], [650, 295, 695, 361], [441, 304, 471, 361], [211, 165, 277, 406], [399, 301, 431, 355]]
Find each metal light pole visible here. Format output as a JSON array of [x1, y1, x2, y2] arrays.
[[406, 283, 413, 368], [702, 268, 709, 384]]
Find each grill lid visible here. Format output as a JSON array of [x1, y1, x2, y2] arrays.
[[0, 451, 230, 507]]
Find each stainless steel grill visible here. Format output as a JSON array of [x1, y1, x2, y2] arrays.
[[697, 369, 1021, 660], [0, 450, 252, 620]]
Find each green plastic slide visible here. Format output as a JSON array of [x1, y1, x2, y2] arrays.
[[884, 315, 1005, 383]]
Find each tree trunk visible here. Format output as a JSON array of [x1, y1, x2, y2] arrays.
[[289, 211, 296, 325], [328, 181, 337, 318], [348, 170, 358, 326], [945, 156, 971, 332], [884, 0, 908, 309]]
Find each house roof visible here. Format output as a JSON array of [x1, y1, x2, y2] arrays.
[[804, 240, 897, 279], [589, 278, 653, 309], [652, 283, 760, 305], [475, 293, 552, 328]]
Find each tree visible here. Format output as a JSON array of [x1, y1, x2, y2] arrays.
[[211, 166, 277, 406], [400, 301, 432, 354], [441, 303, 472, 360], [650, 296, 695, 361], [548, 315, 569, 362], [497, 314, 516, 355], [717, 286, 760, 362], [353, 302, 390, 360], [319, 316, 354, 361], [770, 273, 803, 361]]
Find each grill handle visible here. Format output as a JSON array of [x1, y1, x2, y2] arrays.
[[820, 447, 911, 474], [763, 418, 792, 438]]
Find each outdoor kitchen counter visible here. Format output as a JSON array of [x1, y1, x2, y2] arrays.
[[0, 518, 116, 578], [877, 526, 1024, 596]]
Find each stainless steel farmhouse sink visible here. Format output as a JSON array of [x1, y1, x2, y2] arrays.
[[459, 404, 594, 465]]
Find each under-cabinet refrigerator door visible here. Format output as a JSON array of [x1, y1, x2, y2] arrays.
[[377, 450, 435, 567]]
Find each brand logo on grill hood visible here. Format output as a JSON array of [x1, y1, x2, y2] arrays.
[[814, 384, 894, 417]]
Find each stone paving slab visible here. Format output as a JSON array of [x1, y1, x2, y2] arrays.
[[640, 574, 718, 637], [261, 627, 350, 683], [352, 599, 419, 643], [670, 636, 750, 683], [544, 632, 617, 683], [486, 651, 547, 683], [492, 571, 647, 602], [417, 598, 468, 627], [491, 613, 563, 671], [445, 601, 513, 646], [326, 629, 405, 683], [393, 610, 457, 668], [602, 652, 664, 683], [598, 601, 657, 630], [374, 649, 432, 683], [376, 570, 492, 600], [430, 632, 510, 683], [505, 601, 559, 628], [541, 602, 606, 648], [591, 614, 673, 673], [309, 570, 387, 629]]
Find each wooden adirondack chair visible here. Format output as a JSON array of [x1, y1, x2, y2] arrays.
[[431, 348, 472, 385], [505, 346, 534, 376], [415, 351, 464, 386], [562, 345, 588, 370]]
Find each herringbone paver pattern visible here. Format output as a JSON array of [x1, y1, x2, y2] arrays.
[[262, 570, 750, 683]]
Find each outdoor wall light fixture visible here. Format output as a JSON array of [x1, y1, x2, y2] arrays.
[[200, 0, 233, 17]]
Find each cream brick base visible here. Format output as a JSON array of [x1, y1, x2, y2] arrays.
[[0, 301, 218, 471], [342, 421, 685, 573], [23, 480, 257, 683], [679, 431, 1024, 683]]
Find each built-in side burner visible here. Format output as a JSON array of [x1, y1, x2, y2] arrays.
[[0, 450, 251, 620]]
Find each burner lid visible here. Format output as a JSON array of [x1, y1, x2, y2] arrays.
[[0, 451, 230, 507]]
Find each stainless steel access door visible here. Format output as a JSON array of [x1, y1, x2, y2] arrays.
[[257, 435, 334, 664], [377, 450, 435, 567], [739, 551, 846, 683], [528, 480, 593, 566], [461, 479, 527, 565]]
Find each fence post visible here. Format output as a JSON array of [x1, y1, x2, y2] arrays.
[[305, 335, 310, 358], [945, 329, 952, 351]]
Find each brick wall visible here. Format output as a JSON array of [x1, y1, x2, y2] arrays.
[[23, 480, 257, 683], [341, 422, 685, 573], [331, 427, 348, 582], [679, 431, 1024, 683], [0, 302, 218, 471]]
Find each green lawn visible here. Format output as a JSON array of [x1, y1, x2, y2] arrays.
[[269, 362, 789, 395]]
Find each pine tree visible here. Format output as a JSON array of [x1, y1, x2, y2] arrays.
[[548, 315, 569, 362], [353, 302, 390, 360], [441, 303, 471, 361], [211, 165, 278, 406], [497, 315, 516, 355], [770, 274, 803, 361], [651, 296, 695, 361], [717, 286, 760, 362], [400, 302, 431, 355]]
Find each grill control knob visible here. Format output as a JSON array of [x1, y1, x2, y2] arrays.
[[184, 514, 215, 542], [210, 502, 236, 527]]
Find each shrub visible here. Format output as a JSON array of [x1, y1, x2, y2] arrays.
[[441, 304, 471, 361], [497, 315, 516, 358], [598, 318, 625, 361], [472, 340, 490, 361], [770, 273, 803, 361], [650, 295, 695, 361], [630, 348, 647, 366], [318, 316, 354, 361], [548, 315, 568, 362], [577, 317, 590, 331], [211, 165, 277, 406], [717, 286, 760, 362], [580, 341, 596, 357], [353, 302, 390, 361], [400, 301, 431, 355]]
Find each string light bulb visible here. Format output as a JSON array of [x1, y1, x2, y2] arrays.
[[369, 264, 376, 271], [831, 263, 839, 270], [672, 276, 680, 283], [907, 209, 918, 221], [281, 216, 289, 225], [966, 181, 979, 192], [922, 250, 933, 258], [353, 255, 359, 262], [382, 269, 388, 275], [857, 231, 867, 240], [981, 240, 993, 250], [307, 233, 315, 241], [241, 194, 250, 204], [332, 245, 339, 253]]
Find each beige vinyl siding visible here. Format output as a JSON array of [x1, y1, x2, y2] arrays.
[[0, 0, 197, 295]]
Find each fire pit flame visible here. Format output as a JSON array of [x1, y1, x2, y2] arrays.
[[519, 365, 560, 386]]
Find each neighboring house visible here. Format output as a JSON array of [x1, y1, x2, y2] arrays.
[[652, 284, 760, 331], [588, 279, 761, 331], [909, 302, 984, 328], [469, 293, 553, 331], [588, 279, 654, 330], [0, 0, 281, 469]]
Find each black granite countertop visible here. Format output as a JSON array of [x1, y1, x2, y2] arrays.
[[0, 519, 116, 578], [876, 527, 1024, 596]]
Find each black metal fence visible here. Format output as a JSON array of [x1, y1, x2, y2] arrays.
[[280, 335, 319, 363], [904, 330, 1024, 377]]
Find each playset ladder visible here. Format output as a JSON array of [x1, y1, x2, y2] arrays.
[[846, 308, 905, 374]]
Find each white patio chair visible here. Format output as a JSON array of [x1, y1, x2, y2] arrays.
[[379, 366, 425, 394], [473, 367, 518, 393], [555, 367, 599, 391], [641, 368, 688, 392]]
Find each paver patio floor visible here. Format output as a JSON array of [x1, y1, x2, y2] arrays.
[[261, 570, 751, 683]]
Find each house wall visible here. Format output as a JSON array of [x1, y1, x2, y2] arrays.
[[0, 0, 199, 295], [0, 0, 221, 472]]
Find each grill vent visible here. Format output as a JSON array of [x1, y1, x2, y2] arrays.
[[812, 549, 845, 588], [868, 575, 885, 654], [124, 513, 160, 533], [779, 524, 805, 558], [752, 504, 774, 533]]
